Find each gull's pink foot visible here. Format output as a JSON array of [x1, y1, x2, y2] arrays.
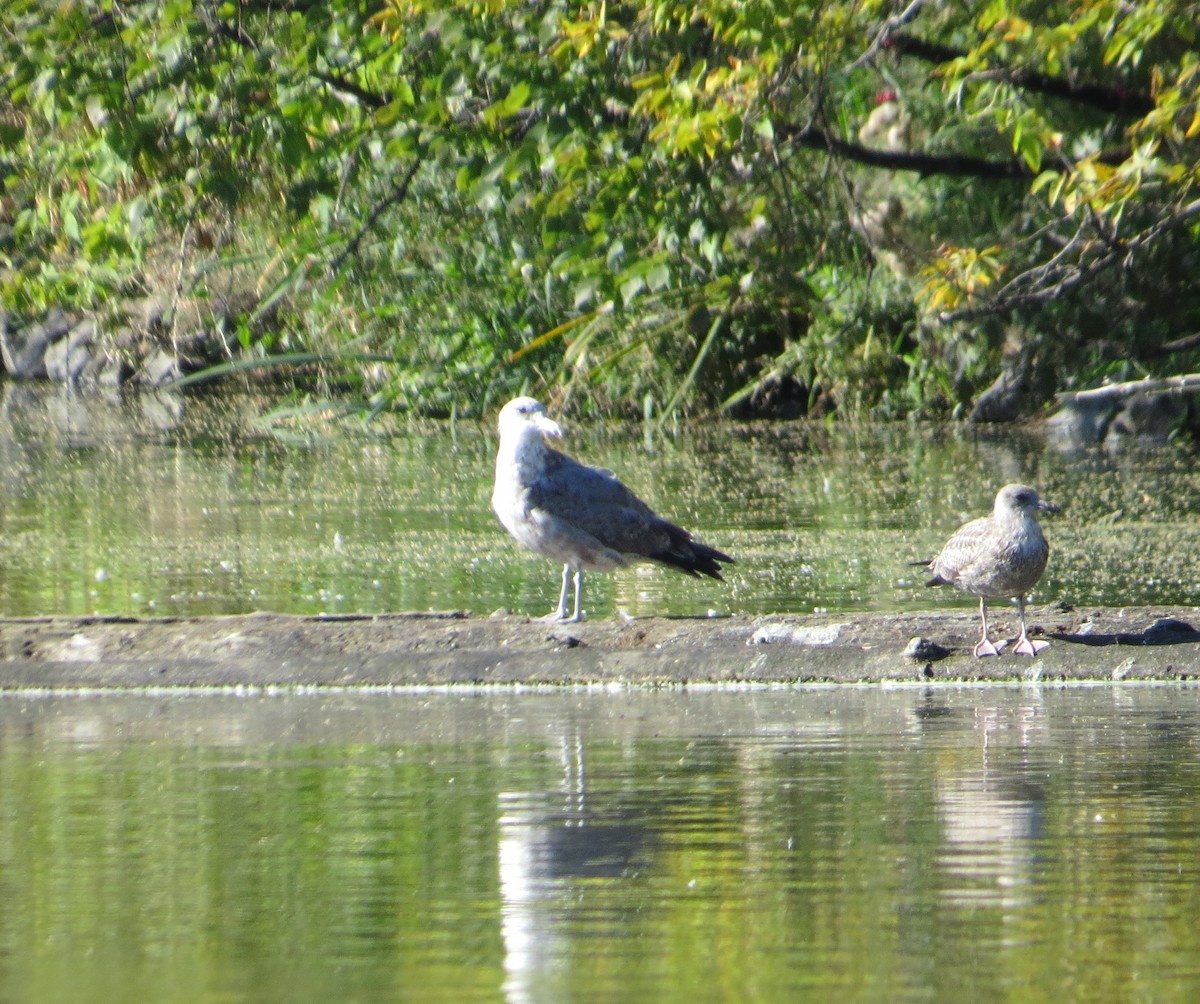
[[1013, 636, 1049, 657], [973, 638, 1001, 657]]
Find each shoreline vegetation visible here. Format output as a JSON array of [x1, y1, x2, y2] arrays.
[[2, 3, 1199, 430]]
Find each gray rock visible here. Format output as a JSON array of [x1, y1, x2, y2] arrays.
[[970, 348, 1031, 423], [749, 622, 847, 647], [44, 318, 97, 383], [97, 357, 133, 387], [903, 636, 951, 661], [125, 294, 171, 335], [0, 306, 72, 379], [1105, 392, 1185, 448], [138, 348, 181, 388]]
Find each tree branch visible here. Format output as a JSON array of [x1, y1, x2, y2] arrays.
[[200, 7, 392, 109], [776, 122, 1031, 179], [938, 198, 1200, 322], [888, 33, 1155, 117], [851, 0, 928, 70], [1056, 373, 1200, 403], [1147, 331, 1200, 357], [312, 71, 390, 110], [327, 157, 422, 277]]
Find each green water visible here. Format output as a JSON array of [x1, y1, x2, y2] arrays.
[[0, 385, 1196, 620], [3, 388, 1199, 1001], [1, 685, 1198, 1002]]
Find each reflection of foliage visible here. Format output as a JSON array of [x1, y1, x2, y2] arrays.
[[1, 1, 1198, 417], [5, 693, 1200, 1001]]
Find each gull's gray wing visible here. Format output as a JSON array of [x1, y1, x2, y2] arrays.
[[530, 448, 732, 578]]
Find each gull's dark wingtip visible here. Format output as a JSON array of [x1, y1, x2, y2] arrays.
[[652, 541, 734, 582], [907, 558, 943, 586]]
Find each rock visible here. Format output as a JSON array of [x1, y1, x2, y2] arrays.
[[1105, 392, 1185, 448], [0, 284, 258, 388], [749, 622, 846, 647], [139, 392, 185, 430], [0, 306, 72, 378], [743, 373, 809, 419], [1049, 378, 1200, 452], [138, 348, 181, 388], [970, 348, 1031, 423], [903, 636, 951, 661], [44, 318, 97, 383], [124, 294, 171, 335], [96, 357, 133, 387], [78, 347, 129, 386]]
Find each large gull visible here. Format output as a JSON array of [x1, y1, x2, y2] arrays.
[[492, 396, 734, 622], [924, 483, 1060, 657]]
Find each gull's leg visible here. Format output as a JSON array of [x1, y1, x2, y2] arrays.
[[1012, 594, 1049, 656], [544, 563, 572, 621], [563, 564, 585, 623], [973, 597, 1001, 657]]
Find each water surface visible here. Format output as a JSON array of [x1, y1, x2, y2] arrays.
[[0, 384, 1196, 619], [1, 685, 1198, 1002]]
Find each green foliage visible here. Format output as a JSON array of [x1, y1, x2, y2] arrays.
[[1, 0, 1198, 418]]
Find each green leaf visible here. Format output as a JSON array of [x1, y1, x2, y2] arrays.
[[646, 262, 670, 291], [620, 274, 644, 304], [85, 94, 107, 127]]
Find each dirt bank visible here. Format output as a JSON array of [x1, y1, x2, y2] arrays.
[[1, 605, 1198, 689]]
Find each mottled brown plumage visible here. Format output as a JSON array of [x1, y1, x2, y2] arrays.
[[926, 484, 1060, 657]]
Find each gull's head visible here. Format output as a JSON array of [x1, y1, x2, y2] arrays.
[[497, 396, 563, 442], [994, 483, 1061, 517]]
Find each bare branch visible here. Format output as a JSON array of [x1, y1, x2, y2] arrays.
[[327, 157, 422, 277], [1147, 331, 1200, 355], [851, 0, 928, 71], [1056, 373, 1200, 403], [939, 199, 1200, 322]]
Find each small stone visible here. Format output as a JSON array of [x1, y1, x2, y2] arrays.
[[903, 636, 951, 661], [550, 635, 584, 649], [749, 622, 845, 647]]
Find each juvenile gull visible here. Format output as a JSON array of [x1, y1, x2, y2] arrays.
[[924, 484, 1060, 657], [492, 396, 734, 622]]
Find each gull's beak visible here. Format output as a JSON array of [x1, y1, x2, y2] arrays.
[[534, 414, 563, 439], [1036, 499, 1061, 514]]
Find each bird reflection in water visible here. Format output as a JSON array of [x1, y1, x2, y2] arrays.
[[498, 732, 651, 1004]]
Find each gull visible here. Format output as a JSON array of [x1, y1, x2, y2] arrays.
[[492, 396, 734, 622], [924, 484, 1060, 657]]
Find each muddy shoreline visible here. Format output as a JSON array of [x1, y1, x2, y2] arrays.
[[1, 605, 1198, 690]]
